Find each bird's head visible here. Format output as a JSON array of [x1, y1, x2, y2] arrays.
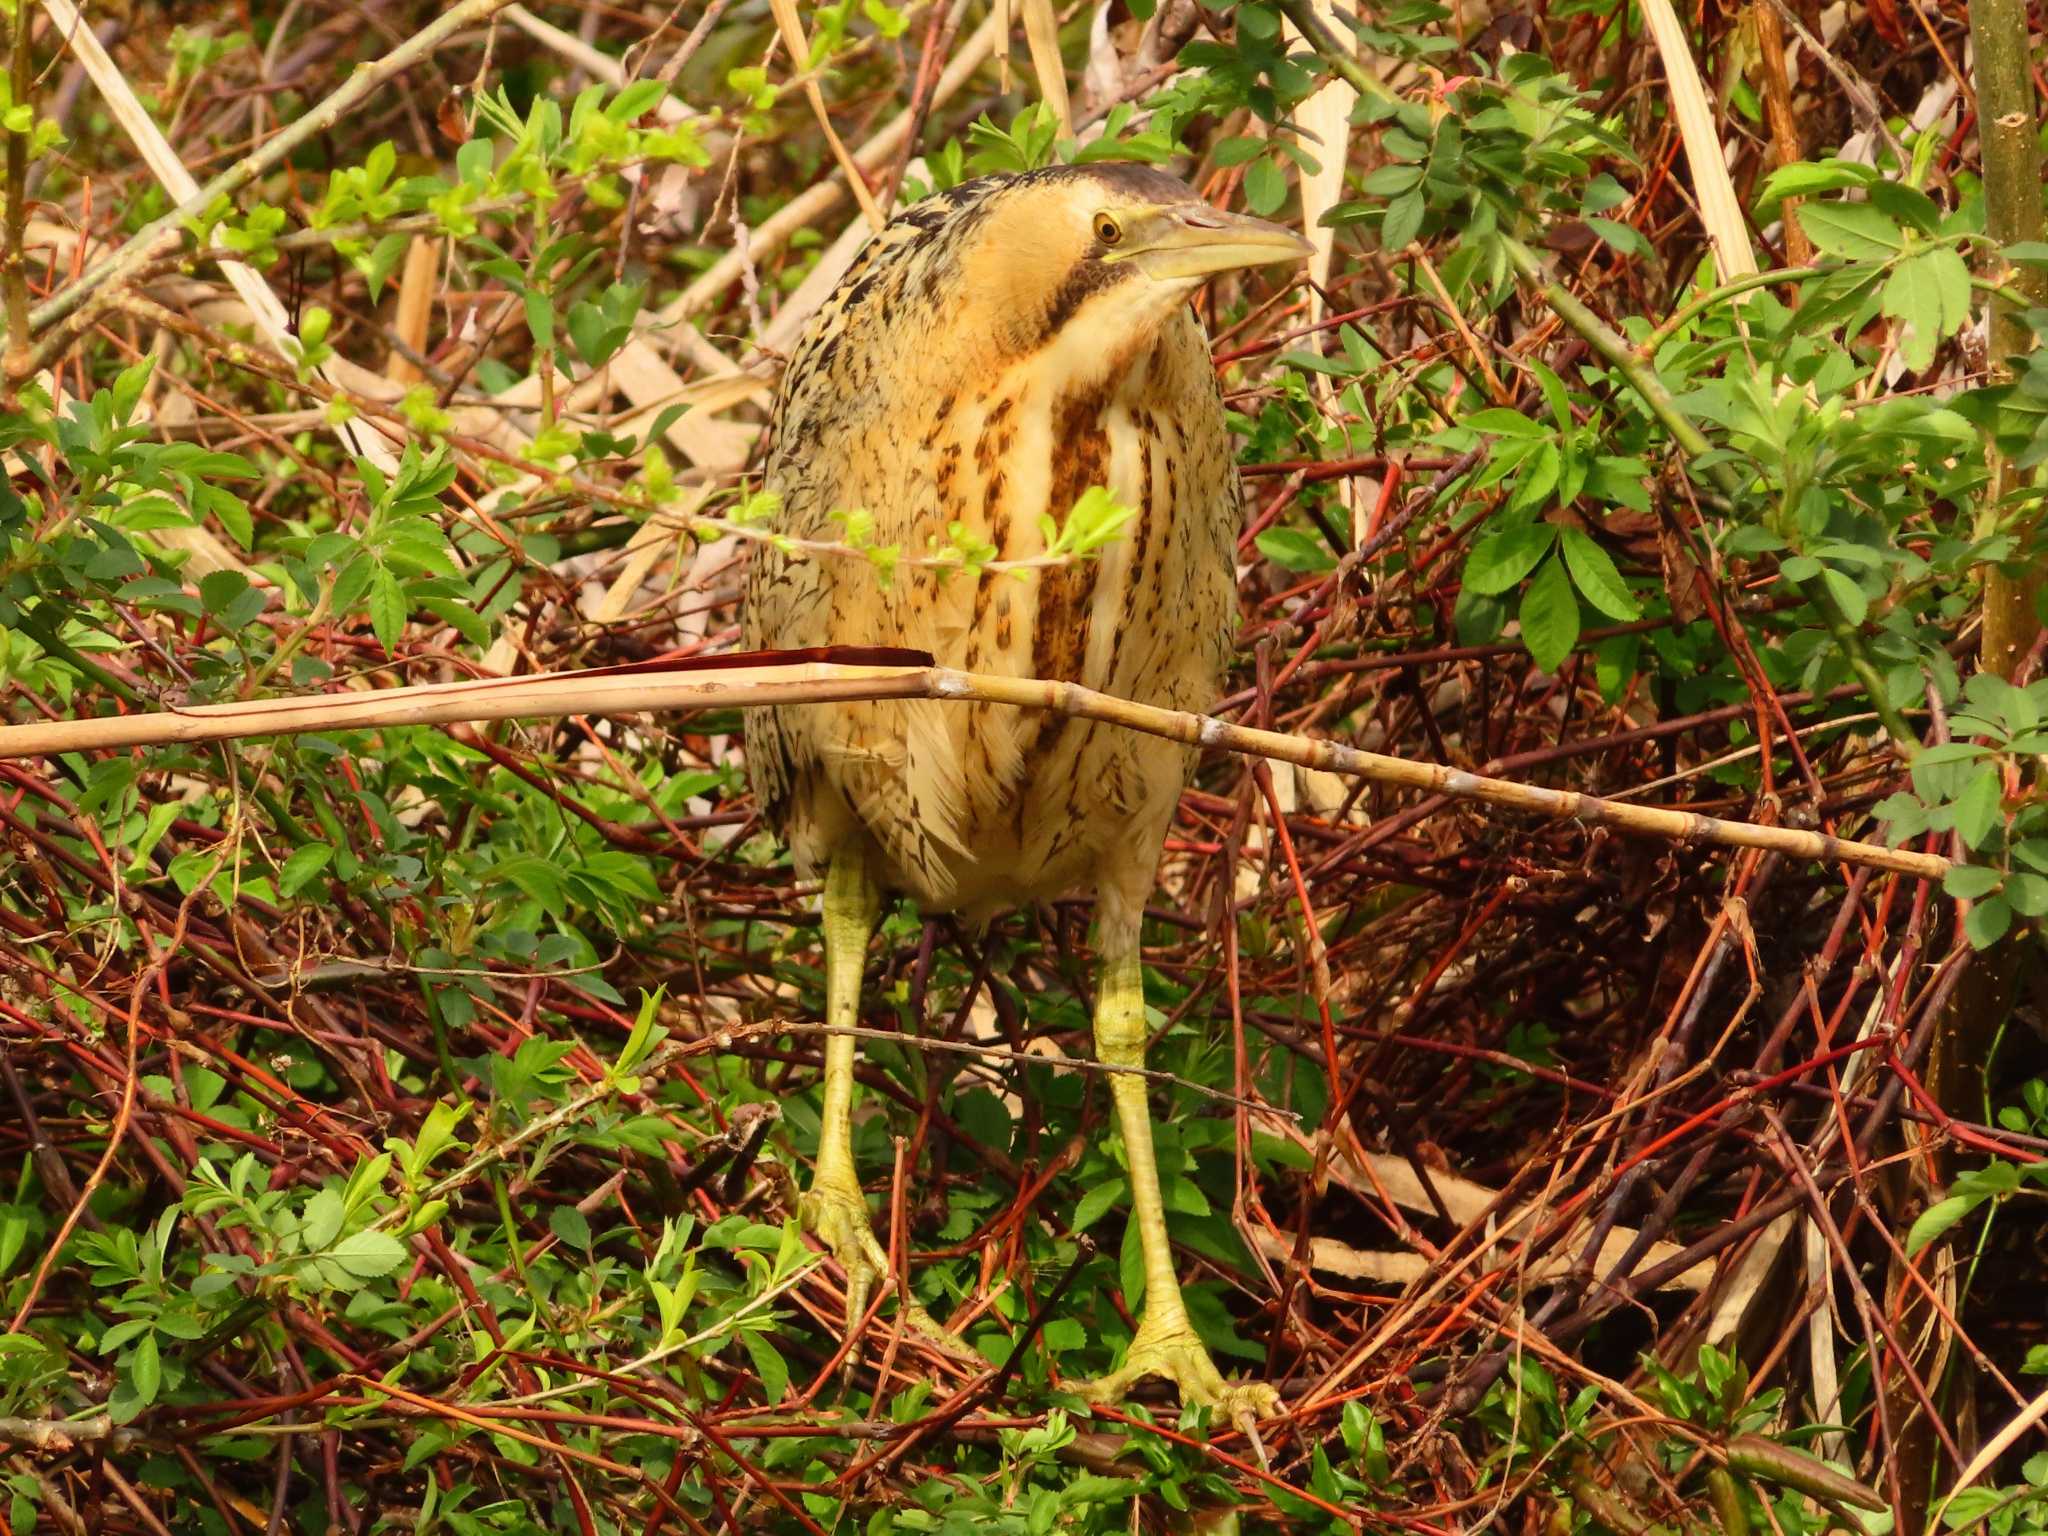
[[953, 163, 1312, 360]]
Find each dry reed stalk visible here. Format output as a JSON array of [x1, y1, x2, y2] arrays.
[[0, 659, 1949, 879]]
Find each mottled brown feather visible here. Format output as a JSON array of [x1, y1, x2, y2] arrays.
[[742, 165, 1243, 920]]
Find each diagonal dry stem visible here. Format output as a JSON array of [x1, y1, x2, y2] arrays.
[[0, 657, 1952, 880]]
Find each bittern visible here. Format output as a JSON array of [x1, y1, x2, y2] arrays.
[[744, 164, 1306, 1419]]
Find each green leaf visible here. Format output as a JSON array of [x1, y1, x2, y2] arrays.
[[549, 1206, 592, 1250], [129, 1333, 161, 1406], [1965, 894, 2013, 949], [367, 566, 406, 654], [209, 489, 254, 550], [1585, 216, 1649, 256], [1953, 766, 2005, 849], [1754, 158, 1877, 214], [523, 289, 555, 350], [1255, 526, 1335, 574], [1881, 248, 1971, 372], [1462, 407, 1549, 438], [112, 360, 154, 425], [1800, 200, 1905, 261], [328, 1230, 407, 1279], [302, 1189, 347, 1249], [1820, 565, 1868, 627], [1905, 1193, 1976, 1255], [1941, 864, 2002, 900], [1463, 525, 1554, 595], [740, 1329, 789, 1404], [2007, 872, 2048, 916], [1559, 528, 1640, 620], [1073, 1178, 1126, 1232], [1381, 189, 1424, 251], [280, 844, 333, 897], [1243, 156, 1288, 218], [1518, 555, 1580, 673]]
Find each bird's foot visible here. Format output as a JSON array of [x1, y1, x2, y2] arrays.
[[799, 1176, 976, 1363], [1081, 1310, 1281, 1436]]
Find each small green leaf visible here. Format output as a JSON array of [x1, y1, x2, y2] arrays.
[[1518, 555, 1581, 673], [1965, 894, 2013, 949], [1255, 526, 1335, 574], [1905, 1193, 1976, 1255], [367, 566, 406, 654], [130, 1334, 161, 1405], [1464, 525, 1555, 595], [1381, 189, 1424, 251], [1953, 766, 2004, 849], [740, 1329, 789, 1404], [2007, 872, 2048, 916], [1243, 157, 1288, 218], [1820, 565, 1868, 627], [1073, 1178, 1126, 1232], [280, 844, 333, 897], [1559, 528, 1640, 620], [1462, 407, 1548, 438], [1799, 200, 1905, 261], [329, 1231, 407, 1279], [549, 1206, 592, 1250], [1942, 864, 2001, 900]]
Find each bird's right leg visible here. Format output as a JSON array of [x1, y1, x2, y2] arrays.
[[1077, 880, 1280, 1430], [801, 849, 966, 1355]]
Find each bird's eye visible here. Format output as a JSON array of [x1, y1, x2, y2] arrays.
[[1093, 213, 1123, 246]]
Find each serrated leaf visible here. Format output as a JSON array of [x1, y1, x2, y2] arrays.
[[1073, 1178, 1125, 1232], [1942, 864, 2002, 900], [1755, 159, 1878, 213], [130, 1334, 161, 1405], [1463, 525, 1554, 595], [1382, 189, 1424, 251], [1585, 216, 1649, 255], [208, 490, 254, 550], [367, 566, 406, 654], [1799, 201, 1904, 261], [1518, 555, 1580, 673], [1881, 248, 1969, 372], [302, 1188, 346, 1250], [328, 1230, 407, 1279], [1953, 766, 2004, 849], [1559, 528, 1640, 620]]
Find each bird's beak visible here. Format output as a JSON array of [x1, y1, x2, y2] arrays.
[[1116, 203, 1314, 282]]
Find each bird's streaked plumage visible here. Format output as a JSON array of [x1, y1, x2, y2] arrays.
[[743, 163, 1305, 1420]]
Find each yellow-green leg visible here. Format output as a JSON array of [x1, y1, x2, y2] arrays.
[[1080, 890, 1280, 1427], [801, 850, 966, 1354]]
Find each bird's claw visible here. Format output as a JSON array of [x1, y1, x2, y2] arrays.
[[1080, 1314, 1281, 1439], [799, 1177, 977, 1363]]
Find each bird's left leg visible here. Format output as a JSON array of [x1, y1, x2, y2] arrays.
[[801, 848, 969, 1357], [1079, 883, 1280, 1428]]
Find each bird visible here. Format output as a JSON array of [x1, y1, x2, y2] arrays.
[[742, 162, 1307, 1422]]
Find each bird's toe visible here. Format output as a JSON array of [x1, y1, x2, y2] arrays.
[[1079, 1316, 1280, 1431], [798, 1178, 976, 1363]]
